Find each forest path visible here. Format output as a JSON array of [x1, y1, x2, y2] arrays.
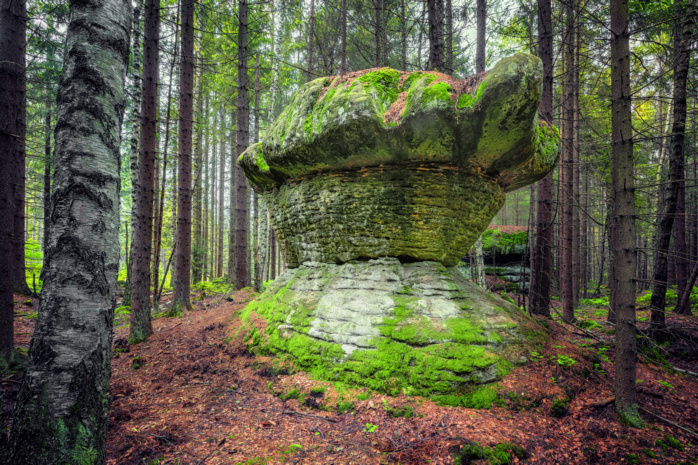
[[102, 290, 698, 464]]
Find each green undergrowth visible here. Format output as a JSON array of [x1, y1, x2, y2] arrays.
[[453, 440, 528, 465], [193, 278, 230, 296], [481, 229, 528, 255], [236, 275, 536, 408]]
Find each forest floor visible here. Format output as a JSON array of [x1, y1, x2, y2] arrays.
[[2, 289, 698, 465]]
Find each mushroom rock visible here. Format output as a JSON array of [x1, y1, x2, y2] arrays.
[[237, 53, 560, 405]]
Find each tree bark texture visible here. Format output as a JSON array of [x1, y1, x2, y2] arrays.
[[374, 0, 383, 67], [43, 112, 52, 258], [340, 0, 347, 73], [561, 0, 575, 323], [8, 0, 129, 458], [217, 109, 226, 278], [130, 0, 159, 343], [445, 0, 453, 73], [191, 47, 204, 284], [236, 0, 250, 289], [307, 0, 315, 82], [171, 0, 195, 313], [650, 0, 696, 329], [0, 0, 23, 358], [209, 110, 218, 279], [152, 2, 180, 301], [427, 0, 445, 72], [476, 0, 486, 73], [228, 124, 237, 281], [123, 0, 143, 307], [400, 0, 407, 70], [610, 0, 642, 428], [9, 0, 29, 297], [530, 0, 553, 318]]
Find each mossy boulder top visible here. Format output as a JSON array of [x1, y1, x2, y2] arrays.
[[239, 53, 560, 193]]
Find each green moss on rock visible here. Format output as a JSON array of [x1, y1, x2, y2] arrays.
[[237, 259, 543, 405], [239, 53, 558, 193]]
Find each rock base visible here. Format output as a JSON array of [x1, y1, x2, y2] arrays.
[[238, 258, 544, 406]]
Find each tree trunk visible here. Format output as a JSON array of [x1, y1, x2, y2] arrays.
[[43, 111, 52, 257], [236, 0, 250, 289], [473, 237, 486, 287], [561, 0, 575, 323], [610, 0, 642, 428], [572, 19, 580, 307], [340, 0, 347, 73], [209, 110, 218, 279], [218, 109, 226, 278], [268, 0, 281, 120], [170, 0, 195, 313], [0, 0, 23, 360], [201, 96, 210, 281], [400, 0, 407, 70], [270, 229, 277, 280], [374, 0, 383, 67], [253, 57, 263, 292], [650, 0, 696, 329], [130, 0, 160, 344], [8, 0, 129, 458], [152, 0, 180, 305], [427, 0, 445, 72], [191, 39, 204, 284], [530, 0, 553, 318], [476, 0, 486, 73], [307, 0, 315, 82], [8, 0, 29, 297], [676, 258, 697, 315], [445, 0, 452, 73], [228, 123, 237, 281]]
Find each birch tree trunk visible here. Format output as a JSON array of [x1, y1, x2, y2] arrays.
[[8, 0, 129, 458]]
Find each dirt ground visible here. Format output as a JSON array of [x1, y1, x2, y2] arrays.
[[2, 290, 698, 464]]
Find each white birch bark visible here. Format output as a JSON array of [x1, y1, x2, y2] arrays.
[[8, 0, 130, 460]]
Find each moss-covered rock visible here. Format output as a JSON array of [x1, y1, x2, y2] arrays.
[[267, 164, 504, 268], [237, 258, 543, 404], [240, 53, 559, 193], [236, 55, 556, 401]]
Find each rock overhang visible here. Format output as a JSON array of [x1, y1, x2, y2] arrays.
[[239, 52, 560, 194]]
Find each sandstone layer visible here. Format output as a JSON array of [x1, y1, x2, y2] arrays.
[[239, 258, 542, 406], [236, 53, 559, 405]]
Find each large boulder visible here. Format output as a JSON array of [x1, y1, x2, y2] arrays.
[[237, 54, 560, 405]]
